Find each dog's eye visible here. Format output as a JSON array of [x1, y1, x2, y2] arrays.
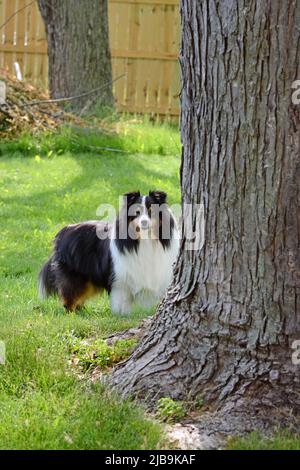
[[136, 207, 144, 216], [134, 205, 143, 216]]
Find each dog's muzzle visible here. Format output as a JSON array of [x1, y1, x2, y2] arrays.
[[140, 219, 150, 230]]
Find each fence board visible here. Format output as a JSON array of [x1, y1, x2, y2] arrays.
[[0, 0, 180, 116]]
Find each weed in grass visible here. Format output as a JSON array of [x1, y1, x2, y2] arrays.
[[157, 398, 187, 423], [193, 394, 204, 410], [64, 332, 138, 371]]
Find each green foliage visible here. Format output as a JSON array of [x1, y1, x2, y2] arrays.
[[194, 394, 204, 410], [65, 332, 138, 370], [157, 398, 186, 423]]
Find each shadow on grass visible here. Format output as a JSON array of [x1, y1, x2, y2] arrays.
[[1, 152, 179, 215]]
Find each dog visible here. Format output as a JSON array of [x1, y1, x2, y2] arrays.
[[38, 190, 179, 314]]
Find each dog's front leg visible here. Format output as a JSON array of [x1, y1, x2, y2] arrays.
[[135, 289, 157, 309], [110, 283, 133, 315]]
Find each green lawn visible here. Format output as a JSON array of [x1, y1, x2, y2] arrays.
[[0, 126, 181, 449]]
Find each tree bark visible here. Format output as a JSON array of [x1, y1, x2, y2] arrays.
[[38, 0, 114, 112], [112, 0, 300, 434]]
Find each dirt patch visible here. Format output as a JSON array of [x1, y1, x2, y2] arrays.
[[166, 422, 225, 450]]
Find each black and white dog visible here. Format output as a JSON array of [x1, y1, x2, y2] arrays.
[[38, 191, 179, 314]]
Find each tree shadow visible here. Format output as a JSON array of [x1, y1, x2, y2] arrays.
[[2, 152, 179, 218]]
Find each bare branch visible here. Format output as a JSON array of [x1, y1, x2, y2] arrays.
[[69, 138, 129, 154], [0, 1, 35, 32], [20, 74, 125, 107]]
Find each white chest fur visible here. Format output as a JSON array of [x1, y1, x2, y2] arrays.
[[110, 234, 179, 314]]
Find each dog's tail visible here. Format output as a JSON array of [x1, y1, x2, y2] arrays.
[[38, 257, 57, 299]]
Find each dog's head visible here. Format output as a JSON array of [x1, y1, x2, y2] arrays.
[[119, 190, 173, 241]]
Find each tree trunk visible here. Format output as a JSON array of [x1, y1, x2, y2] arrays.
[[38, 0, 114, 112], [112, 0, 300, 434]]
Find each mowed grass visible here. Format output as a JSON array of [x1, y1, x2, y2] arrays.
[[0, 123, 181, 449]]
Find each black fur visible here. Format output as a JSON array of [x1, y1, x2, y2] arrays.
[[147, 190, 174, 249], [39, 221, 113, 309], [54, 221, 113, 289], [38, 256, 57, 297], [114, 191, 141, 254]]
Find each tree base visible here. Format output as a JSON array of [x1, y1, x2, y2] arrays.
[[110, 298, 300, 438]]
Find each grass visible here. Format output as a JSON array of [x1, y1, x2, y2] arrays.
[[0, 120, 180, 449], [227, 431, 300, 450], [0, 117, 181, 158]]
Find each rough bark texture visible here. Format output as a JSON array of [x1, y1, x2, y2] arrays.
[[112, 0, 300, 435], [38, 0, 114, 111]]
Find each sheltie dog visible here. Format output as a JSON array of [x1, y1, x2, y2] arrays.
[[38, 190, 179, 314]]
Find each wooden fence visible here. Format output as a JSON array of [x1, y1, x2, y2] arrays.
[[0, 0, 180, 116]]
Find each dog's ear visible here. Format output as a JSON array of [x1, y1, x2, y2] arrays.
[[123, 191, 140, 205], [149, 190, 167, 204]]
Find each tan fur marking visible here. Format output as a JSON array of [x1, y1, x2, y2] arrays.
[[75, 283, 101, 308], [61, 283, 101, 312], [129, 219, 141, 240]]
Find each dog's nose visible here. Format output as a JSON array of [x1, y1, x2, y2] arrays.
[[141, 219, 149, 230]]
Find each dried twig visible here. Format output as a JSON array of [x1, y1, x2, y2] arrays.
[[20, 74, 125, 107], [0, 0, 35, 31]]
